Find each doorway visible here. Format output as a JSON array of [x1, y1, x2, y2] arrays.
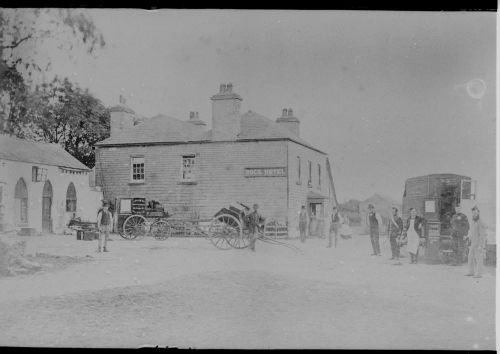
[[42, 180, 53, 233], [439, 184, 458, 235]]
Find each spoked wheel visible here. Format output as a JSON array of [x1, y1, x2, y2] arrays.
[[151, 220, 171, 240], [208, 214, 242, 250], [122, 214, 147, 240]]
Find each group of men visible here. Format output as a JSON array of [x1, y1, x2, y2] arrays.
[[94, 200, 488, 277], [363, 203, 488, 277]]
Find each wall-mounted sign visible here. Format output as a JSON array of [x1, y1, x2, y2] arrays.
[[425, 200, 436, 213], [244, 167, 287, 178]]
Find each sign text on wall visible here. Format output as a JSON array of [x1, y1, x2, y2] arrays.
[[244, 167, 287, 178]]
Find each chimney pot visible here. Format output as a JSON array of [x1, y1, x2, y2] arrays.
[[288, 108, 293, 116], [190, 111, 195, 119], [227, 83, 233, 93], [220, 84, 226, 93], [282, 108, 288, 117]]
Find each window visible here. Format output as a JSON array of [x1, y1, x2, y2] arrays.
[[318, 164, 321, 187], [32, 166, 47, 182], [131, 157, 145, 182], [297, 156, 301, 183], [181, 155, 196, 181], [66, 182, 77, 212], [14, 178, 28, 224], [308, 161, 312, 186]]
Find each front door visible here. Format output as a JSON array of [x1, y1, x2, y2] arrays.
[[42, 181, 53, 233]]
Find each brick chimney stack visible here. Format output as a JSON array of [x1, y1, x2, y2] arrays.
[[211, 83, 242, 141], [109, 95, 136, 137], [276, 107, 300, 137]]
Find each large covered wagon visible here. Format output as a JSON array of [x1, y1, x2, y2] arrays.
[[402, 173, 477, 263]]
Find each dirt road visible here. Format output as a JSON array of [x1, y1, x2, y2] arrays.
[[0, 233, 495, 349]]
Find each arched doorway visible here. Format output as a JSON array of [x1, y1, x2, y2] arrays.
[[42, 180, 53, 233], [14, 178, 28, 224]]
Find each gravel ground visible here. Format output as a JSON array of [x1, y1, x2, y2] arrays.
[[0, 232, 495, 349]]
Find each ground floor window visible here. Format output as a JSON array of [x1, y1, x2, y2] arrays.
[[14, 178, 28, 224], [66, 182, 77, 212]]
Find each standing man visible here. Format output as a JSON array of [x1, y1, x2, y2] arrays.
[[246, 203, 264, 252], [465, 206, 487, 278], [328, 206, 342, 248], [388, 207, 404, 261], [450, 205, 470, 266], [97, 200, 113, 253], [366, 204, 383, 256], [298, 205, 308, 243]]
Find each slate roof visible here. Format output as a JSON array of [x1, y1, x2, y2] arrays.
[[0, 134, 89, 170], [96, 110, 325, 154]]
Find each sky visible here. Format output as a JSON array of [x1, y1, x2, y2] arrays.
[[31, 10, 496, 204]]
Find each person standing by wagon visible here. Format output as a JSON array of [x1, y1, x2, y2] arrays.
[[97, 200, 113, 253], [388, 207, 404, 261], [298, 205, 308, 243], [246, 203, 265, 252], [366, 204, 383, 256], [328, 206, 342, 248], [450, 205, 470, 266], [465, 206, 487, 278], [402, 208, 425, 264]]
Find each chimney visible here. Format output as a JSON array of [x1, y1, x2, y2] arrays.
[[211, 83, 242, 141], [109, 96, 136, 138], [276, 107, 300, 137], [187, 111, 207, 130]]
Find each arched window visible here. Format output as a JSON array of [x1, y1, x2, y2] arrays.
[[66, 182, 77, 212], [14, 178, 28, 224]]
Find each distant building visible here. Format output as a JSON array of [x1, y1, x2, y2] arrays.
[[0, 135, 103, 234], [95, 84, 338, 236]]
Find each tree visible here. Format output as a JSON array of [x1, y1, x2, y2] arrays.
[[0, 8, 105, 133], [27, 77, 110, 168]]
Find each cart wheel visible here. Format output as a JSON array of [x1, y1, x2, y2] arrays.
[[208, 214, 242, 250], [122, 215, 147, 240], [151, 220, 171, 240]]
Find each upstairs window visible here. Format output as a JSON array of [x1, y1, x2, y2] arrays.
[[131, 157, 145, 182], [308, 161, 312, 186], [32, 166, 47, 182], [181, 155, 196, 181], [296, 156, 302, 184], [318, 164, 321, 187]]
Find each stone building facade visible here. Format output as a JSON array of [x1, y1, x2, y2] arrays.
[[95, 84, 338, 236]]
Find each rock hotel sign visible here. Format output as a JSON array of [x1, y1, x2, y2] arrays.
[[244, 167, 287, 178]]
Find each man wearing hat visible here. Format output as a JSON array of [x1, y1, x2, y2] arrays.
[[465, 206, 488, 278], [298, 205, 308, 243], [366, 204, 383, 256], [97, 200, 113, 252], [328, 205, 342, 248], [387, 207, 404, 261], [450, 205, 470, 266], [245, 203, 265, 252]]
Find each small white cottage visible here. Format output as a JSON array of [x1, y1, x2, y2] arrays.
[[0, 134, 103, 234]]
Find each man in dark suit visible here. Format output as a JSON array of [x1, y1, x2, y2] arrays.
[[388, 207, 404, 261], [450, 205, 470, 266]]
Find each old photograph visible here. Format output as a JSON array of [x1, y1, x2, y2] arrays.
[[0, 9, 496, 349]]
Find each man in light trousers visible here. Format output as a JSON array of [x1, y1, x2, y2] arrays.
[[97, 200, 113, 252], [465, 206, 487, 278]]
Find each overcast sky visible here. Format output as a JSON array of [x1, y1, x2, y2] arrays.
[[38, 10, 496, 204]]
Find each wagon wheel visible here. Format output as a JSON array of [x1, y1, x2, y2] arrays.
[[122, 214, 147, 240], [208, 214, 242, 250], [264, 218, 279, 240], [151, 220, 171, 240]]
